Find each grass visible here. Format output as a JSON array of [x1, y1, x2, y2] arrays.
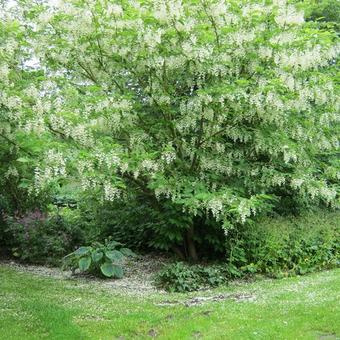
[[0, 265, 339, 339]]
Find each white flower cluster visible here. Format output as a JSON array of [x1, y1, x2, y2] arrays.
[[242, 3, 270, 17], [103, 181, 121, 201], [140, 159, 159, 173], [271, 174, 286, 187], [77, 160, 95, 178], [46, 149, 67, 176], [237, 199, 253, 224], [275, 44, 340, 71], [1, 94, 22, 111], [283, 146, 298, 163], [153, 0, 184, 22], [265, 91, 285, 112], [23, 116, 46, 135], [228, 30, 256, 46], [106, 4, 123, 17], [207, 1, 228, 18], [24, 85, 40, 101], [182, 41, 213, 61], [50, 115, 94, 146], [38, 11, 53, 24], [154, 186, 174, 200], [274, 5, 304, 27], [161, 151, 176, 164], [141, 28, 163, 49], [34, 150, 66, 192], [80, 177, 99, 191], [207, 198, 223, 218], [278, 71, 298, 91], [0, 64, 10, 84], [319, 111, 339, 126], [117, 162, 128, 174], [307, 184, 337, 203], [270, 32, 297, 46], [3, 38, 18, 57], [4, 166, 19, 179], [71, 125, 94, 147], [291, 177, 305, 189], [258, 46, 273, 59], [200, 156, 232, 175], [95, 150, 120, 169]]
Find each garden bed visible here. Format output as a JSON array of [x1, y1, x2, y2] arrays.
[[0, 254, 171, 295]]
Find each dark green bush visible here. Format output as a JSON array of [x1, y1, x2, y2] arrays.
[[3, 208, 84, 265], [75, 194, 226, 259], [225, 210, 340, 278], [157, 211, 339, 292], [155, 262, 228, 292], [305, 0, 340, 30], [81, 198, 159, 250]]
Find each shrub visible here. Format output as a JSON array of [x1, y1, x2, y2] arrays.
[[157, 210, 339, 291], [155, 262, 228, 292], [74, 195, 226, 259], [75, 195, 160, 250], [3, 208, 84, 265], [62, 239, 136, 278], [225, 210, 340, 278]]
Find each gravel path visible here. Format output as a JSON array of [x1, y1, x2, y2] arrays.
[[0, 254, 170, 295]]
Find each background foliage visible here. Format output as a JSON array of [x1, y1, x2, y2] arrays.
[[156, 210, 340, 291]]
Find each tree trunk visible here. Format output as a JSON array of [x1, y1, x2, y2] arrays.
[[172, 245, 185, 260], [186, 226, 198, 262]]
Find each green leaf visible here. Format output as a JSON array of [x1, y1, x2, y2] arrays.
[[100, 262, 115, 277], [92, 250, 103, 263], [79, 256, 91, 271], [113, 265, 124, 279], [18, 179, 31, 189], [106, 240, 122, 249], [74, 246, 91, 256], [105, 250, 124, 261], [119, 248, 136, 257], [16, 157, 31, 163]]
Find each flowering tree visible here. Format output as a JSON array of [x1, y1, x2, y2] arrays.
[[0, 9, 53, 213], [2, 0, 339, 259]]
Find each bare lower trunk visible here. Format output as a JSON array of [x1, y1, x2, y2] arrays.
[[172, 245, 185, 260], [186, 226, 198, 262]]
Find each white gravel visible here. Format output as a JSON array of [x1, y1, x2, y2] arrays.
[[0, 254, 170, 296]]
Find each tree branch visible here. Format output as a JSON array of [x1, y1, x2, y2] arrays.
[[0, 132, 33, 156]]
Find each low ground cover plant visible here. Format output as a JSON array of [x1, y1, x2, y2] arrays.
[[62, 239, 136, 278], [155, 262, 229, 292]]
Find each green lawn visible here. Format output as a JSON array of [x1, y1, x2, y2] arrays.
[[0, 265, 339, 340]]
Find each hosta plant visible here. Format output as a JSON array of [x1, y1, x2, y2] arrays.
[[62, 239, 136, 278]]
